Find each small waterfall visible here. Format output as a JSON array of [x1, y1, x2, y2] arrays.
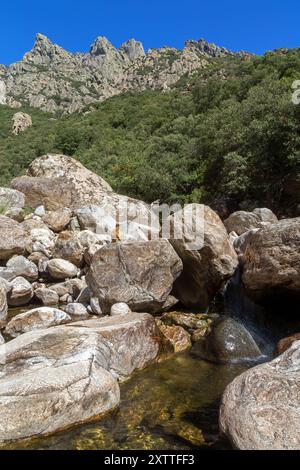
[[222, 268, 275, 358]]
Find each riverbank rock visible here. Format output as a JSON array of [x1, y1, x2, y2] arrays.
[[86, 240, 182, 314], [7, 277, 33, 307], [277, 333, 300, 355], [10, 154, 113, 210], [12, 112, 32, 135], [0, 216, 25, 261], [0, 312, 163, 443], [47, 259, 79, 280], [224, 208, 278, 235], [4, 255, 38, 282], [157, 322, 192, 353], [0, 280, 8, 327], [110, 303, 131, 316], [242, 218, 300, 301], [5, 307, 71, 337], [219, 340, 300, 449], [192, 317, 262, 364], [34, 287, 59, 306], [169, 205, 238, 310], [0, 333, 4, 345]]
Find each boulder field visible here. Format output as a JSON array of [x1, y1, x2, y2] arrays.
[[0, 153, 300, 447]]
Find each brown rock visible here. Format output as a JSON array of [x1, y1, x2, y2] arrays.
[[277, 333, 300, 355], [43, 208, 72, 232], [52, 231, 84, 267]]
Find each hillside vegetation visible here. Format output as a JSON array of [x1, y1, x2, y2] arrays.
[[1, 49, 300, 216]]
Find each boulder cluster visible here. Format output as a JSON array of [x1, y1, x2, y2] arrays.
[[1, 154, 300, 449], [0, 154, 239, 444]]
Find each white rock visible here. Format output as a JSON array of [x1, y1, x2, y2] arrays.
[[47, 259, 79, 280], [110, 303, 131, 316], [5, 307, 71, 337]]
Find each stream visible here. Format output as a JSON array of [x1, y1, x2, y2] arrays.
[[3, 276, 300, 451]]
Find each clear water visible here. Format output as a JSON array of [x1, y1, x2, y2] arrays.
[[2, 351, 247, 450]]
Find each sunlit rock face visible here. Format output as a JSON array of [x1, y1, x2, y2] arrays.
[[0, 80, 6, 105]]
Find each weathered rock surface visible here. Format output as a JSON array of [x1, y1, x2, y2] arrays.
[[52, 231, 84, 266], [64, 303, 89, 318], [157, 322, 191, 353], [0, 333, 4, 345], [7, 276, 33, 307], [5, 307, 71, 337], [224, 208, 278, 236], [0, 188, 25, 211], [0, 279, 8, 327], [0, 216, 25, 261], [242, 218, 300, 300], [220, 340, 300, 449], [170, 205, 238, 309], [0, 312, 163, 442], [34, 287, 59, 306], [11, 154, 112, 210], [192, 317, 262, 364], [86, 240, 182, 313], [12, 112, 32, 135], [277, 333, 300, 355], [42, 208, 72, 232], [47, 259, 79, 280], [3, 255, 38, 282]]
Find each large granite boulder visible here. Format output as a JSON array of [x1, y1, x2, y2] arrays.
[[169, 205, 238, 310], [11, 154, 112, 210], [0, 312, 162, 443], [224, 208, 278, 236], [242, 218, 300, 300], [220, 340, 300, 449], [0, 255, 38, 282], [86, 240, 183, 314], [0, 216, 25, 261], [5, 307, 71, 338]]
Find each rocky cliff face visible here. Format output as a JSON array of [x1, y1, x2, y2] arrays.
[[0, 34, 249, 114]]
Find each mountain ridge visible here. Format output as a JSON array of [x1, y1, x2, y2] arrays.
[[0, 33, 251, 114]]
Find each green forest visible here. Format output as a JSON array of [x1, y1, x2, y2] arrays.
[[1, 48, 300, 216]]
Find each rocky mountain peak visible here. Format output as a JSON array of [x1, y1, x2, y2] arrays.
[[185, 38, 233, 57], [90, 36, 116, 56], [120, 39, 145, 61]]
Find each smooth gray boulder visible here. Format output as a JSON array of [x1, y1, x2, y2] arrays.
[[220, 340, 300, 449], [86, 240, 182, 314], [5, 307, 71, 337]]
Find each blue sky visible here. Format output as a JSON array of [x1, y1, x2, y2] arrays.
[[1, 0, 300, 65]]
